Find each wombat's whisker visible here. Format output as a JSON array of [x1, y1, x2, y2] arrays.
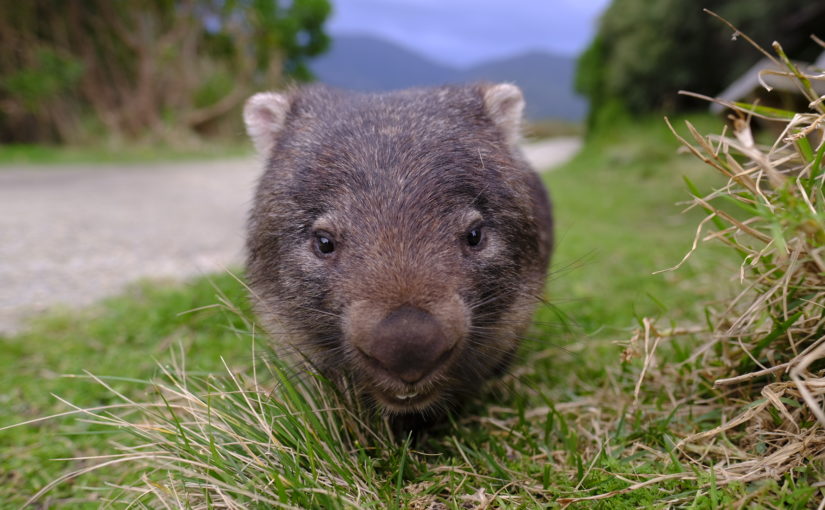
[[543, 250, 597, 280], [474, 318, 572, 332], [514, 335, 574, 354], [463, 333, 519, 355], [294, 305, 344, 320], [468, 293, 509, 311]]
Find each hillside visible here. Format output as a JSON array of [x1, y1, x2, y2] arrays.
[[310, 34, 587, 121]]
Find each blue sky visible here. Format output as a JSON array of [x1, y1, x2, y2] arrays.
[[326, 0, 612, 67]]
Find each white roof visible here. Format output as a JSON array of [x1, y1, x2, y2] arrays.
[[710, 50, 825, 113]]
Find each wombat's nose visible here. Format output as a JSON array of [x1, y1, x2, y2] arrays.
[[361, 306, 453, 384]]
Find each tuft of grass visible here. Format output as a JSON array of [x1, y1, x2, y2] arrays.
[[592, 18, 825, 505], [24, 349, 412, 508]]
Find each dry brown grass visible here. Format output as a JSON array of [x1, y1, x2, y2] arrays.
[[589, 15, 825, 502]]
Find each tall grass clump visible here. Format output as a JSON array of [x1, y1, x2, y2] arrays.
[[629, 14, 825, 490], [21, 343, 414, 508]]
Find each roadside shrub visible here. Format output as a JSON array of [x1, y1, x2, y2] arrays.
[[631, 18, 825, 492]]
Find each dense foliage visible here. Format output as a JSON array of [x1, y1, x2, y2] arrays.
[[576, 0, 825, 123], [0, 0, 331, 144]]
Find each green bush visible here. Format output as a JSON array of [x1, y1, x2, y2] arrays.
[[577, 0, 825, 120]]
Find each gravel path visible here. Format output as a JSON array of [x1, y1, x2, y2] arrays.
[[0, 138, 580, 333]]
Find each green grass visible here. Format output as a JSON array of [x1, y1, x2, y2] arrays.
[[2, 115, 819, 507], [0, 275, 254, 507], [0, 142, 252, 166], [547, 115, 737, 330]]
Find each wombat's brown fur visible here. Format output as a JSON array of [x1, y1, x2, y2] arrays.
[[243, 83, 552, 419]]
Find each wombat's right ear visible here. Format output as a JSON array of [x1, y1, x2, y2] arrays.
[[243, 92, 292, 155], [482, 83, 525, 147]]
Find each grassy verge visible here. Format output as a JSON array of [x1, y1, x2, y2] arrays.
[[0, 275, 254, 507], [524, 119, 584, 140], [4, 113, 817, 507], [0, 142, 252, 166]]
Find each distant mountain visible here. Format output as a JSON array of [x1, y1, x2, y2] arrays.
[[309, 34, 587, 121], [307, 34, 457, 91], [457, 52, 585, 120]]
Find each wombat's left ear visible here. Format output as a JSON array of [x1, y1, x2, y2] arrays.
[[244, 92, 292, 155], [482, 83, 525, 146]]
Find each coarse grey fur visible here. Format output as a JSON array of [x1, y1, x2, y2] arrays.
[[244, 83, 553, 419]]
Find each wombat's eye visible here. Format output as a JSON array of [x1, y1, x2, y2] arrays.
[[314, 232, 335, 256], [466, 226, 485, 249]]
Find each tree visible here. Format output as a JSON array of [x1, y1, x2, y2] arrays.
[[576, 0, 825, 124], [0, 0, 331, 144]]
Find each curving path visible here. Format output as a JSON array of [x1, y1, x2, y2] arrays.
[[0, 137, 581, 333]]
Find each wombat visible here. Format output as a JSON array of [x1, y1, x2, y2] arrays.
[[243, 83, 553, 419]]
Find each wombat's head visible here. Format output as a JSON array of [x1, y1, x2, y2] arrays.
[[244, 84, 552, 416]]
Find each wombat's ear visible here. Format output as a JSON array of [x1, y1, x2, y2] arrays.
[[244, 92, 292, 155], [482, 83, 525, 146]]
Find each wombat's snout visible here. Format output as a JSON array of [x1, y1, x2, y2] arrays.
[[355, 306, 455, 384]]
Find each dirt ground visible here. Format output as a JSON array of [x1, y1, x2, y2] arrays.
[[0, 138, 581, 333]]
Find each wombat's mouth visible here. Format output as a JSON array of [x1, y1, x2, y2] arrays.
[[352, 341, 461, 413], [372, 387, 440, 413]]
